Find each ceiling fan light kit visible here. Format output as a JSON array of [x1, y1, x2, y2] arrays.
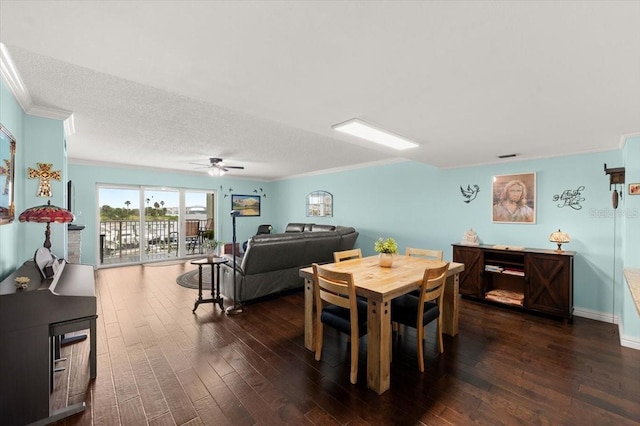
[[191, 157, 245, 176]]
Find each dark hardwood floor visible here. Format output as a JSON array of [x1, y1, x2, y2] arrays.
[[51, 262, 640, 425]]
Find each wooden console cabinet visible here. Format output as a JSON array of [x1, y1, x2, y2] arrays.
[[452, 244, 574, 320]]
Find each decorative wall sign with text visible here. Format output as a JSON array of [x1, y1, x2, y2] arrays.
[[28, 163, 61, 197], [460, 184, 480, 203], [552, 186, 585, 210]]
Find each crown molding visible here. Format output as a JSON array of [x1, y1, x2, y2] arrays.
[[0, 43, 32, 111], [0, 43, 75, 135], [27, 104, 73, 120], [619, 132, 640, 148]]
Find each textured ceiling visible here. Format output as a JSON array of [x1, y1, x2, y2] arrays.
[[1, 1, 639, 180]]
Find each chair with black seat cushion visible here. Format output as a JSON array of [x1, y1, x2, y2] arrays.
[[312, 263, 367, 384], [391, 262, 449, 372], [333, 248, 362, 263], [404, 247, 443, 297]]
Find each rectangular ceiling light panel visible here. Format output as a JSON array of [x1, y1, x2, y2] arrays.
[[332, 118, 419, 150]]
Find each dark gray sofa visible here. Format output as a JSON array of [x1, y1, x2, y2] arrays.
[[219, 223, 358, 304]]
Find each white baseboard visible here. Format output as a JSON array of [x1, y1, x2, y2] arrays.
[[573, 307, 617, 324], [618, 323, 640, 350], [574, 307, 640, 350]]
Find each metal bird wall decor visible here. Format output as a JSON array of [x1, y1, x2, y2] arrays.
[[460, 184, 480, 203], [252, 187, 267, 198]]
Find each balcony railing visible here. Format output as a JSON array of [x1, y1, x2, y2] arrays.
[[99, 219, 207, 265]]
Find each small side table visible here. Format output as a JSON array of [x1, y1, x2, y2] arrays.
[[191, 257, 229, 313]]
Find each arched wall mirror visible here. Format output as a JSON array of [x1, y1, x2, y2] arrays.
[[0, 124, 16, 225], [306, 190, 333, 217]]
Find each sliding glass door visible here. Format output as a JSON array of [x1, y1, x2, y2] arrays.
[[141, 189, 180, 262], [98, 185, 216, 266]]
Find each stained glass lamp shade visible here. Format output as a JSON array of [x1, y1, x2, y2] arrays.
[[549, 229, 570, 252], [19, 200, 74, 250]]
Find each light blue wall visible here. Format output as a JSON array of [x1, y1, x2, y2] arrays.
[[276, 150, 634, 330], [21, 115, 66, 258], [68, 163, 276, 264], [0, 81, 66, 279], [622, 137, 640, 268], [3, 76, 638, 345], [0, 80, 23, 279], [620, 137, 640, 343]]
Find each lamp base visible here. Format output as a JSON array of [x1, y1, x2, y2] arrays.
[[44, 222, 52, 249], [556, 243, 563, 253]]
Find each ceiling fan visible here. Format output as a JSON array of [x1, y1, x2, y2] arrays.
[[191, 157, 245, 176]]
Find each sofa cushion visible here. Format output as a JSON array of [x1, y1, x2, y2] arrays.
[[285, 223, 308, 232], [310, 224, 336, 232]]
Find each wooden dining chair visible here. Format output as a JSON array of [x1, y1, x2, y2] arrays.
[[312, 263, 367, 384], [333, 248, 363, 263], [404, 247, 443, 298], [391, 262, 450, 372], [405, 247, 443, 261]]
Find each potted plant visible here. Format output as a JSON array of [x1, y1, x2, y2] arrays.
[[374, 237, 398, 267]]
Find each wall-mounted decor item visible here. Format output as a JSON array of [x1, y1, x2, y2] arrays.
[[604, 163, 625, 209], [492, 172, 536, 224], [306, 190, 333, 217], [0, 124, 16, 225], [28, 162, 61, 197], [231, 194, 260, 216], [460, 184, 480, 203], [552, 186, 585, 210], [629, 183, 640, 195], [252, 187, 267, 198]]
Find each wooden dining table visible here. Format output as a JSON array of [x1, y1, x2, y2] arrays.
[[299, 255, 465, 394]]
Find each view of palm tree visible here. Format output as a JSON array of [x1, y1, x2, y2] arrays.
[[98, 187, 213, 265]]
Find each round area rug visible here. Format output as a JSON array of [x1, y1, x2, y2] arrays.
[[176, 269, 211, 289]]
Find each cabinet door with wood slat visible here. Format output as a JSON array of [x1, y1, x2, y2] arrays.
[[524, 253, 573, 318], [453, 245, 484, 297]]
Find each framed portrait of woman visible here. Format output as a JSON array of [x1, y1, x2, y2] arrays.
[[492, 172, 536, 224]]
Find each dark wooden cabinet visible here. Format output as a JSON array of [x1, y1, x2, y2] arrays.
[[452, 244, 574, 320], [452, 245, 485, 297]]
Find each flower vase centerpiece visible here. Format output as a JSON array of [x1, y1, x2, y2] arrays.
[[374, 237, 398, 267], [201, 230, 220, 261]]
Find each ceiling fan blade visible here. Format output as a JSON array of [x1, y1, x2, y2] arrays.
[[225, 165, 245, 169]]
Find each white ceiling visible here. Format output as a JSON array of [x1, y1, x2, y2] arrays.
[[1, 1, 639, 181]]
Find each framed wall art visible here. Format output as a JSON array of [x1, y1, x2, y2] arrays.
[[231, 194, 261, 216], [492, 172, 536, 224], [629, 183, 640, 195]]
